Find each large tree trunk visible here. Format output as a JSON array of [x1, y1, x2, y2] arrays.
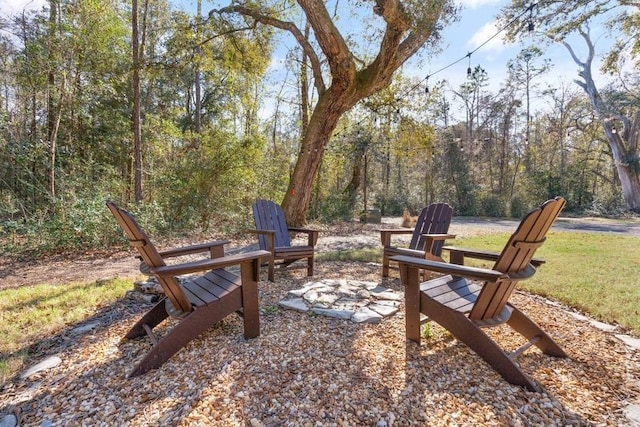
[[282, 87, 358, 224], [215, 0, 450, 224], [46, 0, 59, 199], [603, 114, 640, 212], [194, 0, 202, 134]]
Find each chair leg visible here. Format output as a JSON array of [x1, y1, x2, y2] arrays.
[[401, 264, 422, 343], [421, 269, 431, 282], [307, 255, 314, 277], [124, 299, 169, 340], [267, 257, 275, 282], [128, 301, 235, 377], [240, 260, 260, 339], [382, 253, 390, 277], [421, 296, 540, 391], [507, 304, 567, 357]]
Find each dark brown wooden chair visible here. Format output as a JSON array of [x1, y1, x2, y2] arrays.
[[107, 201, 269, 377], [392, 197, 567, 391], [251, 199, 318, 282], [381, 202, 454, 278]]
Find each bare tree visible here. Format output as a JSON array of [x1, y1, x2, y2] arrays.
[[501, 1, 640, 212]]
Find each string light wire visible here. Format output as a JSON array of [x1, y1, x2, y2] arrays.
[[424, 2, 538, 85], [329, 2, 538, 145]]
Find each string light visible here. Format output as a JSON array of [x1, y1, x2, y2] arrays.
[[328, 2, 537, 142], [423, 3, 538, 92]]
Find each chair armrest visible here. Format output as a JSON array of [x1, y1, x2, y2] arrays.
[[421, 233, 456, 240], [380, 228, 413, 246], [442, 246, 544, 267], [158, 240, 230, 259], [288, 228, 319, 246], [248, 229, 276, 251], [422, 234, 456, 258], [391, 255, 505, 282], [150, 250, 271, 277]]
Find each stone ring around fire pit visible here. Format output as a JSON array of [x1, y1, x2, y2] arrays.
[[278, 278, 402, 323]]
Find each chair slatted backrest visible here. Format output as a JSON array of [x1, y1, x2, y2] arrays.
[[469, 197, 565, 321], [107, 202, 192, 313], [253, 199, 291, 249], [409, 203, 453, 255]]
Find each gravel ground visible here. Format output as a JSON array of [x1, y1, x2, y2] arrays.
[[1, 219, 640, 426]]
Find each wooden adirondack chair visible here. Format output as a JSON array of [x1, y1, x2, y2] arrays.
[[251, 199, 318, 282], [107, 201, 269, 377], [392, 197, 567, 391], [381, 203, 455, 278]]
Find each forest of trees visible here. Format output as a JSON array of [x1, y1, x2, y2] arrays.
[[0, 0, 638, 254]]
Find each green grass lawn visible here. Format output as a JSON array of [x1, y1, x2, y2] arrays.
[[0, 278, 133, 384], [510, 231, 640, 332]]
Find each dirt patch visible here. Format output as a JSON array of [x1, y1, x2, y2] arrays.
[[0, 250, 140, 290]]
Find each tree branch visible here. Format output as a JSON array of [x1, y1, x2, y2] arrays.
[[561, 40, 585, 70], [361, 0, 445, 93], [296, 0, 355, 86], [212, 5, 326, 94]]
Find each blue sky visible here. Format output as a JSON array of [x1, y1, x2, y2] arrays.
[[409, 0, 609, 94]]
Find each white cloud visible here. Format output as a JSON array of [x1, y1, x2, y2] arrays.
[[457, 0, 503, 9], [468, 20, 508, 54], [0, 0, 46, 18]]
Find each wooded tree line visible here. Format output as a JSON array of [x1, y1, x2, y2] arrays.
[[0, 0, 638, 253]]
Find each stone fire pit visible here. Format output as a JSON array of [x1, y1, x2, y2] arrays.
[[278, 278, 402, 323]]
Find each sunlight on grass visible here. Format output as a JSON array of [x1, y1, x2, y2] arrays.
[[453, 232, 640, 334], [0, 278, 132, 383]]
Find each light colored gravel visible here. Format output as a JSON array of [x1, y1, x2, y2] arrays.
[[2, 260, 639, 426]]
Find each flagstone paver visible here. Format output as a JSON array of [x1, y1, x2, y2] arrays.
[[279, 278, 401, 323]]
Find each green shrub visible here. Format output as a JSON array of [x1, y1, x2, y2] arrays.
[[508, 195, 529, 218], [588, 191, 627, 216], [311, 192, 356, 222], [478, 195, 506, 217]]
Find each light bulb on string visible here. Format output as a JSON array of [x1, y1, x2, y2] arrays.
[[324, 2, 536, 149]]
